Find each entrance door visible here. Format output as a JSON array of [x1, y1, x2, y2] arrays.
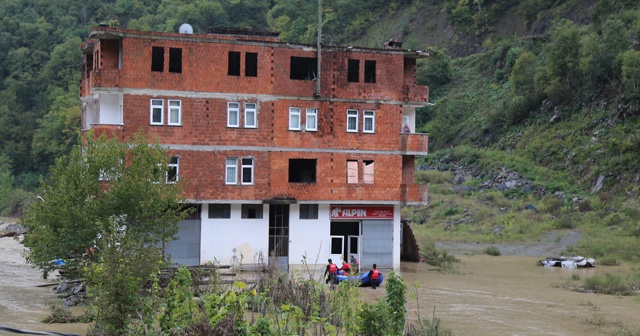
[[361, 220, 393, 268], [269, 204, 289, 271], [347, 235, 360, 271], [330, 236, 344, 263]]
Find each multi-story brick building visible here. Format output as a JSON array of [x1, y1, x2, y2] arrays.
[[80, 25, 428, 271]]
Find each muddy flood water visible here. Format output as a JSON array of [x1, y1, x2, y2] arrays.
[[2, 216, 639, 336]]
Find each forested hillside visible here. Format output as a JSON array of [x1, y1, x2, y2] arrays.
[[1, 0, 640, 215]]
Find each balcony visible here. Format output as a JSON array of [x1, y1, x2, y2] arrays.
[[403, 84, 429, 103], [85, 124, 124, 139], [401, 184, 429, 205], [400, 133, 428, 154], [91, 69, 121, 89]]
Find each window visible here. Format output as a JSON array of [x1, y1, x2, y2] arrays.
[[290, 56, 317, 80], [150, 99, 164, 125], [167, 156, 179, 183], [151, 46, 164, 72], [363, 110, 375, 133], [245, 52, 258, 77], [364, 60, 376, 83], [364, 160, 374, 183], [347, 110, 358, 132], [227, 102, 240, 127], [289, 159, 317, 183], [245, 103, 257, 128], [226, 158, 238, 184], [168, 100, 182, 125], [347, 59, 359, 82], [228, 51, 241, 76], [208, 204, 231, 218], [241, 158, 254, 185], [347, 160, 358, 183], [289, 107, 301, 130], [241, 204, 263, 219], [169, 48, 182, 73], [300, 204, 318, 219], [306, 108, 318, 131]]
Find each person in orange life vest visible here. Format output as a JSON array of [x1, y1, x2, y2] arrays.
[[366, 263, 381, 289], [324, 258, 338, 284], [339, 260, 351, 274]]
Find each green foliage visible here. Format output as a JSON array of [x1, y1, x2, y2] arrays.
[[417, 48, 452, 86], [385, 272, 407, 336], [84, 221, 165, 335], [357, 300, 388, 336], [415, 170, 452, 185], [621, 49, 640, 100], [539, 19, 582, 104], [583, 272, 635, 295], [553, 215, 575, 229], [483, 246, 501, 256], [160, 266, 197, 331], [22, 130, 190, 279]]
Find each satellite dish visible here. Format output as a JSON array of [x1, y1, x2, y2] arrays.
[[179, 23, 193, 34]]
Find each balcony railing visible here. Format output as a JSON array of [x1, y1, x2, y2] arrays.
[[91, 69, 121, 88], [85, 124, 124, 139], [401, 184, 429, 204], [400, 133, 428, 154], [403, 84, 429, 103]]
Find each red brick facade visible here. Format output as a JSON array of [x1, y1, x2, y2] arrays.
[[81, 27, 429, 205]]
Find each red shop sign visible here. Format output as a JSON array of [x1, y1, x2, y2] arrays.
[[330, 205, 394, 219]]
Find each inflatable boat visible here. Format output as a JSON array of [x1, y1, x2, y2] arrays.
[[336, 270, 384, 287]]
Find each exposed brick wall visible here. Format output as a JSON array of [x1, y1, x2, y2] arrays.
[[81, 28, 429, 203]]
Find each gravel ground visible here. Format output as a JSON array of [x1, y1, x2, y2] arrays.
[[435, 230, 583, 257]]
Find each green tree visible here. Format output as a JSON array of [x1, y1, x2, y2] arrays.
[[22, 130, 190, 279], [537, 19, 582, 104], [621, 49, 640, 100]]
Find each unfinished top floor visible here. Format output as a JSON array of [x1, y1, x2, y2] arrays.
[[81, 26, 429, 105]]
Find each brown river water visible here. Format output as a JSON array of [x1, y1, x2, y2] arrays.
[[2, 217, 639, 335]]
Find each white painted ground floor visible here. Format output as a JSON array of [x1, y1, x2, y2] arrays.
[[165, 203, 402, 271]]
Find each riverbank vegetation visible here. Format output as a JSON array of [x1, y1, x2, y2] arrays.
[[81, 263, 452, 335]]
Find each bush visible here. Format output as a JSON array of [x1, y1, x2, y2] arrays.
[[553, 215, 575, 229], [583, 273, 634, 295], [483, 246, 501, 256], [597, 255, 620, 266]]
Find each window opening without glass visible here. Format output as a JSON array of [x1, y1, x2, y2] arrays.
[[289, 159, 316, 183]]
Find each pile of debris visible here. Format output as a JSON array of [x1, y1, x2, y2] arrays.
[[539, 256, 595, 268]]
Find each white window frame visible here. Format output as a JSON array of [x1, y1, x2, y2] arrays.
[[226, 158, 238, 184], [347, 109, 358, 132], [227, 102, 240, 127], [245, 103, 257, 128], [150, 99, 164, 125], [289, 107, 301, 130], [306, 108, 318, 131], [241, 157, 254, 185], [363, 110, 375, 133], [168, 100, 182, 126], [166, 156, 179, 184]]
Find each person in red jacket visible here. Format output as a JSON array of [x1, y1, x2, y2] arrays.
[[366, 263, 381, 289], [339, 260, 351, 274], [324, 258, 338, 284]]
